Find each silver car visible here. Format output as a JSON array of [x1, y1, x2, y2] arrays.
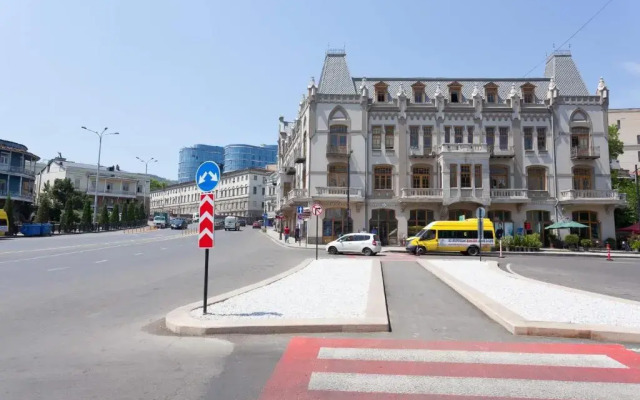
[[326, 233, 382, 256]]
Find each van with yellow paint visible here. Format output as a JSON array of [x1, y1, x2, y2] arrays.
[[406, 218, 495, 256], [0, 209, 8, 236]]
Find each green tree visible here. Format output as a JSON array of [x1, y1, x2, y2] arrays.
[[121, 202, 129, 225], [110, 204, 120, 226], [62, 199, 76, 232], [35, 194, 52, 223], [150, 179, 168, 191], [608, 124, 624, 162], [99, 205, 109, 227], [3, 193, 14, 234], [614, 178, 639, 228], [81, 200, 92, 229], [127, 202, 137, 223], [137, 202, 146, 221]]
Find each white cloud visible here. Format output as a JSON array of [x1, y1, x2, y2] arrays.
[[622, 61, 640, 76]]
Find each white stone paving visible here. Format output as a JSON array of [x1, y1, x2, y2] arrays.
[[191, 259, 373, 320], [429, 260, 640, 329]]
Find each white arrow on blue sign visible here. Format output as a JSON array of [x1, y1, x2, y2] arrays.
[[195, 161, 221, 192]]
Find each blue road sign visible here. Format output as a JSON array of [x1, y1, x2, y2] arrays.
[[263, 213, 268, 219], [297, 206, 304, 214], [195, 161, 221, 192]]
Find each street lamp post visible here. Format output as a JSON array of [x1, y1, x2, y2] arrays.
[[81, 126, 119, 224], [635, 164, 640, 223], [136, 157, 157, 218], [346, 150, 353, 234]]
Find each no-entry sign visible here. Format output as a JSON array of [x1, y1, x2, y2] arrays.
[[199, 193, 214, 248]]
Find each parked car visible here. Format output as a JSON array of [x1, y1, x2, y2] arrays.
[[239, 219, 246, 227], [170, 218, 188, 230], [326, 233, 381, 256], [252, 221, 261, 229]]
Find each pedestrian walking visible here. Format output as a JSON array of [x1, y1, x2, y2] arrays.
[[284, 225, 290, 243], [294, 227, 300, 243]]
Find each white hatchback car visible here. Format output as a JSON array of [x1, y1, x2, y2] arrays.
[[326, 233, 382, 256]]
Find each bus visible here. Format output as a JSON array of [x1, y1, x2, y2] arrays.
[[0, 210, 8, 236], [406, 218, 495, 256]]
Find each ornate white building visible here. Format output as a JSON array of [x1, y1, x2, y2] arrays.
[[275, 49, 625, 246]]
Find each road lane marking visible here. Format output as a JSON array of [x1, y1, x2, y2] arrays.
[[134, 252, 143, 256], [160, 247, 167, 250], [95, 260, 107, 264], [47, 267, 70, 272]]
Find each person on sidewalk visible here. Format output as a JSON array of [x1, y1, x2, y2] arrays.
[[294, 227, 300, 243], [284, 225, 290, 243]]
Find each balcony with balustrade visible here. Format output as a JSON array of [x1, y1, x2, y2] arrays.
[[408, 147, 436, 159], [559, 189, 626, 205], [285, 188, 310, 206], [444, 188, 490, 206], [439, 143, 488, 154], [490, 188, 530, 203], [0, 188, 34, 202], [326, 145, 350, 159], [86, 187, 138, 198], [489, 145, 515, 158], [0, 164, 36, 178], [399, 188, 443, 203], [571, 146, 600, 160], [314, 186, 364, 202]]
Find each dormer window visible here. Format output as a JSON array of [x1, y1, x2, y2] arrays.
[[374, 81, 388, 103], [411, 81, 426, 103], [448, 82, 463, 103], [521, 83, 536, 104], [484, 82, 498, 104]]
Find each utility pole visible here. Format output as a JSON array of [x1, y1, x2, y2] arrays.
[[136, 157, 157, 218], [82, 126, 119, 224], [346, 150, 353, 234], [635, 164, 639, 223]]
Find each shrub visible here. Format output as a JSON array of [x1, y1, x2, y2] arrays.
[[35, 194, 51, 223], [501, 235, 514, 248], [604, 237, 617, 250], [580, 238, 593, 249], [564, 234, 580, 247], [631, 240, 640, 251], [513, 235, 525, 247], [525, 233, 542, 249]]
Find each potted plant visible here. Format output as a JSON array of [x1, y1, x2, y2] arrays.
[[631, 240, 640, 253], [502, 235, 513, 252], [580, 238, 593, 251]]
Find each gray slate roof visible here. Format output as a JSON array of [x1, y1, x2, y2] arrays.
[[354, 78, 550, 104], [318, 51, 357, 95], [544, 51, 589, 96]]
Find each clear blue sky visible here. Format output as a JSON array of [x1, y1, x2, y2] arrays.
[[1, 0, 638, 180]]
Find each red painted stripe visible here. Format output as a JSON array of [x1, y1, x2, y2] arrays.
[[311, 359, 640, 383], [286, 391, 555, 400], [199, 217, 213, 232], [198, 235, 213, 248]]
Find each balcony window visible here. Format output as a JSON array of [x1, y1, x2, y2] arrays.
[[460, 165, 471, 188], [571, 127, 590, 151], [474, 165, 482, 188], [329, 125, 348, 152], [409, 126, 419, 148], [450, 164, 457, 188], [572, 167, 592, 190], [0, 152, 9, 165], [384, 126, 395, 150], [499, 127, 509, 150], [444, 126, 451, 143], [372, 126, 382, 150], [423, 127, 432, 150], [486, 127, 495, 147], [524, 127, 533, 151], [374, 166, 392, 190], [454, 127, 463, 144], [571, 211, 599, 240], [490, 166, 509, 189], [123, 183, 129, 192], [467, 126, 474, 144], [412, 166, 430, 189], [527, 167, 546, 191], [328, 164, 348, 187], [537, 128, 547, 151]]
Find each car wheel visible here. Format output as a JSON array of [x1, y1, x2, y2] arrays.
[[416, 246, 426, 256], [362, 247, 373, 256], [328, 246, 338, 255], [467, 246, 480, 256]]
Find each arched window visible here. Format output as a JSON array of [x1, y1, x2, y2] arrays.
[[572, 211, 599, 240], [374, 165, 393, 190], [408, 209, 434, 235], [412, 166, 430, 189], [327, 163, 348, 187], [527, 166, 546, 191], [572, 167, 592, 190], [490, 165, 509, 189]]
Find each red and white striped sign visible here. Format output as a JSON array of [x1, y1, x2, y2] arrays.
[[199, 193, 214, 248], [260, 337, 640, 399]]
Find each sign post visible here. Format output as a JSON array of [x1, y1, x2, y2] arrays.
[[311, 203, 323, 260], [195, 161, 221, 315], [476, 207, 486, 261]]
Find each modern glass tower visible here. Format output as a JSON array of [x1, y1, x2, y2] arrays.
[[223, 144, 277, 172], [178, 144, 224, 183]]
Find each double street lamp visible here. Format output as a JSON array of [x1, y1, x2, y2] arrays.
[[136, 156, 157, 217], [81, 126, 119, 224]]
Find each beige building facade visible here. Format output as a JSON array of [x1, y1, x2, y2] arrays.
[[276, 50, 625, 246], [609, 108, 640, 174]]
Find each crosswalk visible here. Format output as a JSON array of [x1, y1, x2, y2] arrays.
[[260, 337, 640, 399]]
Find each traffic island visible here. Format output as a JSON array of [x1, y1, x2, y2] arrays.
[[419, 259, 640, 343], [165, 258, 389, 335]]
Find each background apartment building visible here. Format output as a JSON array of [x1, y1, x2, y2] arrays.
[[609, 108, 640, 174], [36, 158, 150, 212], [0, 139, 39, 217], [276, 50, 624, 246]]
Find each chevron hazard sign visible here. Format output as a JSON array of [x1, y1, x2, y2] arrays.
[[199, 193, 214, 248]]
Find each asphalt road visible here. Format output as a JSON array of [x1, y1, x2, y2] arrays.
[[503, 255, 640, 302], [1, 230, 635, 400]]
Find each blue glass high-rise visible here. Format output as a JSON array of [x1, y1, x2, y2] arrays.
[[224, 144, 277, 172], [178, 145, 224, 183]]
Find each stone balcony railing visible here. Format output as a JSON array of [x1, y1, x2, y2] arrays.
[[286, 188, 309, 203], [315, 186, 364, 199], [559, 189, 625, 202], [400, 188, 443, 199], [87, 188, 138, 197], [0, 189, 34, 201], [571, 146, 600, 159], [326, 145, 350, 158], [408, 147, 436, 158], [0, 164, 36, 177], [528, 190, 550, 200], [440, 143, 488, 153], [445, 188, 490, 205], [489, 145, 515, 158], [490, 188, 529, 201]]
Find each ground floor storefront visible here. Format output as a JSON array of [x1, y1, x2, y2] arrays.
[[279, 200, 617, 246]]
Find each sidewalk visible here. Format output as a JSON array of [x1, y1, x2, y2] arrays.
[[263, 228, 314, 250], [383, 245, 640, 258]]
